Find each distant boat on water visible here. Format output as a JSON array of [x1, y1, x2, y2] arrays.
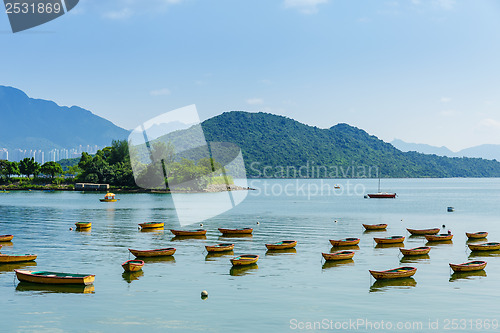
[[367, 172, 396, 199]]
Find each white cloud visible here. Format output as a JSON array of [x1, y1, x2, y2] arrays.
[[283, 0, 328, 14], [150, 88, 171, 96], [440, 97, 451, 103], [478, 118, 500, 129], [103, 8, 133, 20], [246, 98, 264, 105], [432, 0, 455, 10]]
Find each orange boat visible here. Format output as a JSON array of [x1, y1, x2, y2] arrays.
[[122, 260, 145, 272], [128, 248, 176, 257], [230, 254, 259, 266], [400, 247, 431, 256], [265, 240, 297, 250], [170, 229, 207, 236], [425, 234, 453, 241], [0, 235, 14, 242], [329, 238, 360, 246], [75, 222, 91, 229], [450, 261, 487, 272], [468, 242, 500, 251], [14, 270, 95, 285], [322, 251, 355, 261], [369, 266, 417, 280], [139, 222, 164, 229], [374, 236, 405, 244], [406, 228, 440, 235], [363, 224, 387, 230], [0, 254, 37, 263], [218, 228, 253, 235], [205, 243, 235, 252], [466, 232, 488, 239]]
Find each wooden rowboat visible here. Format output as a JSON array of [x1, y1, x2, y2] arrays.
[[139, 222, 164, 229], [450, 260, 487, 272], [374, 236, 405, 244], [218, 228, 253, 235], [75, 222, 91, 229], [468, 242, 500, 251], [170, 229, 207, 236], [0, 235, 14, 242], [205, 243, 235, 252], [425, 234, 453, 241], [322, 251, 355, 261], [466, 232, 488, 239], [329, 238, 360, 246], [363, 224, 387, 230], [128, 248, 176, 257], [230, 254, 259, 266], [14, 270, 95, 285], [122, 260, 145, 272], [369, 266, 417, 280], [0, 254, 37, 263], [407, 228, 440, 235], [400, 247, 431, 256], [265, 240, 297, 250]]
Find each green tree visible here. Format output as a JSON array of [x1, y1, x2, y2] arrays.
[[19, 158, 40, 179], [6, 161, 20, 179], [41, 161, 63, 180]]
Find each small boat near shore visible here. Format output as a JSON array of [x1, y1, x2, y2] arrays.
[[218, 228, 253, 235], [329, 238, 360, 246], [129, 248, 176, 257], [14, 270, 95, 285], [468, 242, 500, 251], [449, 261, 487, 272], [363, 224, 387, 231], [407, 228, 440, 235], [425, 234, 453, 242], [122, 260, 145, 272], [100, 193, 118, 202], [0, 254, 37, 263], [400, 247, 431, 256], [322, 251, 355, 261], [374, 236, 405, 244], [205, 243, 235, 252], [265, 240, 297, 250], [170, 229, 207, 236], [230, 254, 259, 266], [466, 232, 488, 239], [75, 222, 91, 229], [369, 267, 417, 280], [139, 222, 164, 229], [0, 235, 14, 242]]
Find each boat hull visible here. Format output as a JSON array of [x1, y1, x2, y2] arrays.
[[425, 234, 453, 241], [99, 199, 117, 202], [407, 228, 440, 235], [170, 229, 207, 236], [400, 247, 431, 256], [0, 235, 14, 242], [75, 222, 91, 229], [363, 224, 388, 230], [367, 193, 396, 199], [468, 242, 500, 251], [230, 254, 259, 266], [265, 240, 297, 250], [122, 260, 145, 272], [129, 248, 176, 257], [329, 238, 360, 246], [450, 261, 487, 272], [14, 270, 95, 285], [369, 267, 417, 280], [322, 251, 355, 261], [0, 254, 37, 263], [205, 244, 235, 252], [218, 228, 253, 235], [466, 232, 488, 239], [139, 222, 164, 229], [374, 236, 405, 244]]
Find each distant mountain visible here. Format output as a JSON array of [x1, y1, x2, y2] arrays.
[[0, 86, 129, 150], [151, 111, 500, 178], [458, 144, 500, 161]]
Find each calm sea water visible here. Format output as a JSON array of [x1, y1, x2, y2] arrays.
[[1, 178, 500, 332]]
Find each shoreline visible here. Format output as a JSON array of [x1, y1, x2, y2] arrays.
[[0, 184, 255, 193]]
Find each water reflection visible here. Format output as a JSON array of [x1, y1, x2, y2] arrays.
[[400, 254, 430, 264], [322, 259, 354, 270], [0, 261, 37, 273], [140, 228, 164, 233], [171, 235, 207, 241], [370, 278, 417, 292], [330, 245, 359, 252], [467, 238, 488, 244], [218, 234, 253, 239], [375, 243, 404, 249], [205, 251, 234, 261], [140, 256, 176, 264], [229, 264, 258, 276], [265, 248, 297, 256], [0, 241, 14, 247], [75, 228, 91, 233], [425, 240, 453, 246], [468, 250, 500, 258], [122, 271, 144, 283], [16, 282, 95, 294], [363, 230, 386, 234], [449, 270, 487, 282]]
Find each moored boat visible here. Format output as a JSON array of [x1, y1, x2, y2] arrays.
[[406, 228, 440, 235], [265, 240, 297, 250], [230, 254, 259, 266], [122, 260, 145, 272], [363, 224, 387, 230], [218, 227, 253, 235], [0, 254, 37, 263], [128, 248, 176, 257], [205, 243, 235, 252], [170, 229, 207, 236], [322, 251, 355, 261], [139, 222, 164, 229], [14, 270, 95, 285], [425, 234, 453, 241], [99, 193, 118, 202], [374, 236, 405, 244], [0, 234, 14, 242], [449, 260, 487, 272], [466, 232, 488, 239], [367, 192, 396, 199], [75, 222, 91, 229], [369, 266, 417, 280], [400, 247, 431, 256], [468, 242, 500, 251], [329, 238, 360, 246]]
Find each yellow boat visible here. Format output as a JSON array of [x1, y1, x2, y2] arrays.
[[230, 254, 259, 266], [322, 251, 355, 261], [468, 242, 500, 251], [400, 247, 431, 256], [374, 236, 405, 244], [129, 248, 176, 257], [0, 234, 14, 242], [205, 243, 235, 252], [0, 254, 37, 263], [329, 238, 360, 246], [265, 240, 297, 250], [466, 232, 488, 239], [363, 224, 387, 230], [139, 222, 164, 229], [450, 260, 487, 272], [122, 260, 145, 272], [75, 222, 91, 229], [218, 227, 253, 235], [170, 229, 207, 236], [406, 228, 440, 235], [100, 193, 118, 202], [425, 234, 453, 241], [369, 266, 417, 280], [14, 270, 95, 285]]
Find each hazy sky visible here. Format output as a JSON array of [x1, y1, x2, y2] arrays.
[[1, 0, 500, 151]]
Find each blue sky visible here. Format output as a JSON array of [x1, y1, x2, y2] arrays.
[[1, 0, 500, 151]]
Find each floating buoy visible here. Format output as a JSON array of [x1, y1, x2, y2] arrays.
[[69, 227, 73, 231], [334, 220, 338, 223], [447, 207, 454, 212], [442, 224, 446, 228], [256, 222, 260, 225], [201, 290, 208, 299], [200, 223, 203, 227]]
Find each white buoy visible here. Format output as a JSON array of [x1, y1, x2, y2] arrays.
[[334, 220, 338, 223], [200, 223, 203, 227], [256, 221, 260, 225]]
